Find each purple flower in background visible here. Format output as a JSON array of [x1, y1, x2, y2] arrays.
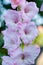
[[40, 4, 43, 11]]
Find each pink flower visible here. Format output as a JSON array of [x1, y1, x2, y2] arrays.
[[20, 22, 38, 44], [10, 0, 26, 9], [21, 2, 39, 20], [2, 1, 40, 65], [2, 28, 21, 48], [4, 45, 40, 65], [4, 10, 22, 26], [2, 21, 38, 47]]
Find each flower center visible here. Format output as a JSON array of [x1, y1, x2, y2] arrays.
[[21, 54, 25, 60], [24, 7, 29, 13], [24, 29, 29, 35]]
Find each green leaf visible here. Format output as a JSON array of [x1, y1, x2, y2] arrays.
[[0, 21, 7, 32], [0, 33, 4, 48], [0, 58, 2, 65], [20, 43, 24, 50], [0, 48, 8, 58], [39, 12, 43, 16]]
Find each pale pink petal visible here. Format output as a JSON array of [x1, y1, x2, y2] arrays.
[[2, 56, 14, 65], [4, 10, 21, 26], [21, 2, 39, 20], [8, 46, 22, 59], [23, 45, 40, 64], [21, 22, 38, 44], [10, 0, 26, 9]]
